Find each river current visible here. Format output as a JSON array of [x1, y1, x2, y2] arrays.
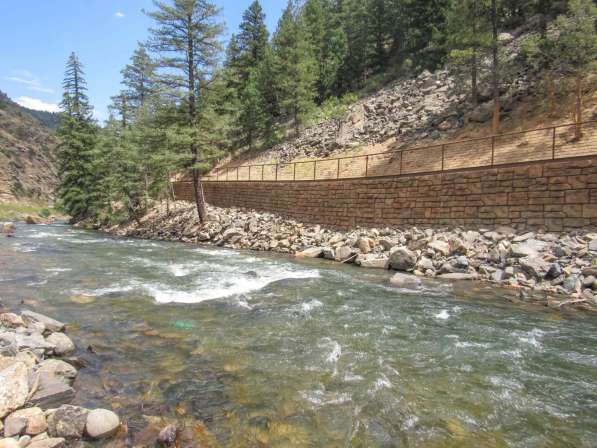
[[1, 223, 596, 447]]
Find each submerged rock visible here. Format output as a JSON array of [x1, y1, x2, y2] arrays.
[[389, 273, 422, 288], [295, 247, 323, 258]]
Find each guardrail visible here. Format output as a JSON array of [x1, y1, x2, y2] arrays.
[[204, 120, 597, 182]]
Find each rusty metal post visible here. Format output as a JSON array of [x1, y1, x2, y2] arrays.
[[441, 145, 445, 171], [293, 163, 296, 181], [337, 158, 340, 179], [491, 136, 495, 166], [236, 168, 239, 181], [400, 151, 404, 175], [275, 164, 278, 181], [552, 126, 556, 160], [313, 161, 317, 180], [365, 155, 369, 177], [262, 165, 264, 181]]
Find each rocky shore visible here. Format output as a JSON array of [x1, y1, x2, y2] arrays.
[[100, 201, 597, 313], [0, 308, 121, 447]]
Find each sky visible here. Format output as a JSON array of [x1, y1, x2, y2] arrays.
[[0, 0, 284, 122]]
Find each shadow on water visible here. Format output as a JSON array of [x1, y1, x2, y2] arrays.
[[1, 223, 597, 447]]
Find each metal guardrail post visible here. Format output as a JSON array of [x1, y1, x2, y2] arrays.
[[293, 163, 296, 181], [261, 165, 264, 181], [400, 151, 403, 175], [313, 161, 317, 180], [441, 145, 445, 171], [552, 126, 556, 160], [491, 136, 495, 166], [337, 159, 340, 179], [275, 164, 278, 181], [365, 155, 369, 177]]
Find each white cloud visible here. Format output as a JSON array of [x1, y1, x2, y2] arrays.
[[115, 11, 125, 18], [16, 96, 60, 113], [4, 71, 54, 94]]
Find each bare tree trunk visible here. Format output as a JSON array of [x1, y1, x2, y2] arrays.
[[471, 48, 478, 107], [491, 0, 500, 134], [575, 75, 583, 140], [546, 75, 556, 116]]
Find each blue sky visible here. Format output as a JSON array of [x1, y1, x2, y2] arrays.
[[0, 0, 284, 122]]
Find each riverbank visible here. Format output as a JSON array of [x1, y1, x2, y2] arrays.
[[0, 308, 121, 446], [97, 201, 597, 313]]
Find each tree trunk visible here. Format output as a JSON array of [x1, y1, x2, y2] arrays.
[[186, 14, 207, 224], [546, 75, 556, 116], [491, 0, 500, 134], [575, 75, 583, 140]]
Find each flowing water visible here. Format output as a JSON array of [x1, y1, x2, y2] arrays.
[[1, 223, 597, 447]]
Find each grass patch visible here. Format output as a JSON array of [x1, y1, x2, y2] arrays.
[[0, 202, 63, 221]]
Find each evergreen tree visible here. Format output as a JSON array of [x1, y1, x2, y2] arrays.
[[237, 0, 269, 80], [56, 53, 98, 221], [273, 0, 318, 137], [121, 45, 157, 118], [146, 0, 224, 223]]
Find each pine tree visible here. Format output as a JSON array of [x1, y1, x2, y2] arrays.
[[273, 1, 318, 137], [121, 45, 157, 119], [56, 53, 98, 221], [237, 0, 269, 80], [146, 0, 224, 223]]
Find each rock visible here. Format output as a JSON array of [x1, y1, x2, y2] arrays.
[[498, 32, 514, 42], [469, 103, 493, 123], [454, 256, 469, 269], [68, 295, 95, 305], [520, 257, 550, 279], [18, 435, 31, 448], [416, 257, 434, 272], [438, 273, 479, 280], [389, 273, 422, 288], [357, 254, 388, 269], [295, 247, 323, 258], [157, 424, 178, 447], [0, 362, 30, 418], [428, 240, 449, 256], [334, 245, 353, 262], [26, 438, 65, 448], [25, 216, 43, 225], [5, 408, 47, 436], [511, 240, 548, 258], [221, 228, 244, 242], [0, 313, 25, 328], [28, 382, 75, 410], [47, 405, 89, 439], [546, 263, 563, 280], [1, 222, 16, 234], [45, 334, 75, 357], [491, 269, 504, 282], [21, 312, 65, 333], [388, 247, 417, 271], [449, 237, 466, 255], [85, 409, 120, 439], [379, 238, 397, 251], [589, 240, 597, 251], [0, 439, 20, 448], [36, 360, 78, 386], [4, 416, 28, 437], [356, 237, 372, 254], [322, 247, 335, 260]]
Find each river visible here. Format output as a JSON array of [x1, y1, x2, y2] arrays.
[[1, 223, 596, 447]]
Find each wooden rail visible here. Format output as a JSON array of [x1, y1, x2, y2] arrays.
[[202, 120, 597, 183]]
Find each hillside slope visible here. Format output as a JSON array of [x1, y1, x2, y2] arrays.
[[216, 26, 597, 172], [0, 90, 58, 203]]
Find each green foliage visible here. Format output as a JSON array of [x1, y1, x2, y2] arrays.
[[39, 208, 51, 218], [308, 93, 358, 124]]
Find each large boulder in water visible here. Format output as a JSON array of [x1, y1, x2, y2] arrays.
[[1, 222, 16, 235]]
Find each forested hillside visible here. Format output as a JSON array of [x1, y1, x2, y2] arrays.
[[54, 0, 597, 224], [0, 90, 58, 203]]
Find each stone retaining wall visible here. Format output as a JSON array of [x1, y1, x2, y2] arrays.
[[173, 156, 597, 231]]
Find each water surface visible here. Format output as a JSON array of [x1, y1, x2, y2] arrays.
[[1, 223, 596, 447]]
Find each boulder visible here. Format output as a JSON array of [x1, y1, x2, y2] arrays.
[[47, 405, 89, 439], [0, 313, 25, 328], [27, 438, 65, 448], [221, 228, 244, 242], [45, 334, 75, 357], [85, 409, 120, 439], [428, 240, 449, 256], [356, 237, 372, 254], [322, 247, 335, 260], [37, 360, 78, 386], [356, 254, 388, 269], [389, 273, 422, 288], [5, 407, 47, 436], [4, 415, 28, 437], [388, 247, 417, 271], [0, 439, 20, 448], [334, 245, 353, 262], [511, 240, 548, 258], [438, 273, 479, 280], [295, 247, 323, 258], [0, 362, 30, 418], [520, 257, 550, 279], [28, 382, 75, 410], [21, 312, 65, 333]]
